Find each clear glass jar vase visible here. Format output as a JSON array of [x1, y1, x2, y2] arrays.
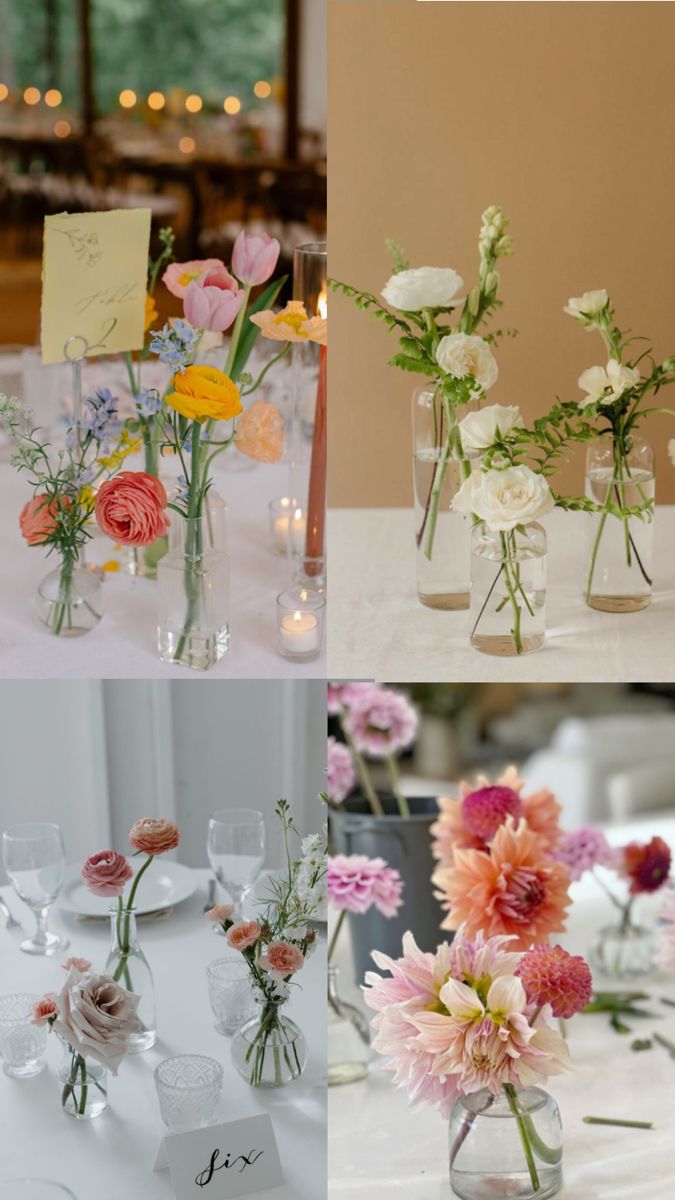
[[36, 557, 103, 637], [412, 383, 474, 610], [584, 439, 654, 611], [105, 908, 156, 1052], [449, 1085, 563, 1200], [470, 522, 547, 655], [231, 998, 307, 1088], [58, 1039, 108, 1120], [327, 965, 370, 1086], [157, 503, 230, 671], [590, 921, 655, 979]]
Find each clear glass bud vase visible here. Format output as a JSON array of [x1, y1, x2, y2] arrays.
[[106, 908, 156, 1052], [36, 555, 103, 636], [584, 439, 654, 611], [58, 1038, 108, 1120], [231, 998, 307, 1088], [412, 383, 474, 610], [470, 522, 547, 655], [449, 1085, 563, 1200], [157, 500, 230, 671], [328, 965, 370, 1086], [590, 920, 655, 978]]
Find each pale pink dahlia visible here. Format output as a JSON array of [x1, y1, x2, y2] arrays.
[[516, 944, 592, 1018], [327, 681, 375, 715], [328, 854, 403, 917], [326, 736, 356, 804], [553, 827, 617, 881], [343, 686, 418, 757]]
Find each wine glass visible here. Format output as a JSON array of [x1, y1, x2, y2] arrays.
[[2, 823, 69, 956], [207, 809, 266, 921]]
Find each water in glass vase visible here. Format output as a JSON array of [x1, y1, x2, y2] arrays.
[[585, 460, 654, 612], [470, 524, 546, 656]]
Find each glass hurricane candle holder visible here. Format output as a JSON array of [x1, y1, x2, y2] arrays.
[[268, 497, 306, 556], [0, 993, 47, 1078], [206, 957, 257, 1035], [449, 1085, 563, 1200], [276, 587, 325, 662], [154, 1054, 224, 1134]]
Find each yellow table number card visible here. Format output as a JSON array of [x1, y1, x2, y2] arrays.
[[41, 208, 152, 364]]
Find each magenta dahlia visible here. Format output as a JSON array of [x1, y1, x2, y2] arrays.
[[461, 785, 523, 841]]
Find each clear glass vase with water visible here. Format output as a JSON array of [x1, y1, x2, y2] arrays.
[[584, 439, 654, 611]]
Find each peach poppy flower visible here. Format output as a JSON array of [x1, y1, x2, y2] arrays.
[[251, 301, 326, 345], [236, 400, 284, 463], [162, 258, 224, 299], [433, 817, 572, 951]]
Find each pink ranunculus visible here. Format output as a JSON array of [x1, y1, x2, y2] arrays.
[[183, 280, 244, 333], [19, 493, 67, 546], [259, 940, 304, 982], [162, 258, 224, 299], [81, 850, 133, 898], [226, 920, 261, 951], [32, 995, 58, 1025], [62, 957, 92, 974], [129, 817, 180, 856], [231, 231, 280, 286], [95, 471, 169, 547], [204, 904, 235, 924]]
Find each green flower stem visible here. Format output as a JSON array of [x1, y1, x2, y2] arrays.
[[113, 855, 154, 983], [385, 754, 410, 818], [340, 712, 384, 817], [503, 1083, 540, 1193], [583, 1116, 653, 1129], [51, 552, 76, 636], [422, 392, 470, 563], [174, 420, 204, 665], [500, 532, 524, 655], [327, 909, 346, 964], [225, 284, 252, 378]]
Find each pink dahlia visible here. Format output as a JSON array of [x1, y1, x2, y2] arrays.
[[343, 686, 418, 757], [327, 854, 404, 917], [462, 785, 523, 841], [621, 836, 672, 895], [553, 827, 617, 882], [326, 736, 356, 804], [327, 681, 376, 715], [516, 944, 593, 1019]]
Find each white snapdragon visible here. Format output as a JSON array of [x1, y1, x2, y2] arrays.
[[459, 404, 522, 454], [381, 266, 464, 312], [435, 333, 498, 393], [563, 289, 609, 326], [453, 464, 554, 531], [577, 359, 641, 409]]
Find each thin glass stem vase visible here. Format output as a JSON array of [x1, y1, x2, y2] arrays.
[[449, 1085, 562, 1200], [36, 553, 103, 637], [105, 908, 156, 1052], [58, 1039, 108, 1120], [413, 384, 474, 609], [585, 438, 654, 611], [470, 523, 546, 655], [157, 505, 229, 671], [231, 999, 307, 1089], [327, 965, 370, 1086]]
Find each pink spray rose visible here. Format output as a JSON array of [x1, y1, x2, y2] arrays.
[[259, 940, 305, 982], [162, 258, 224, 299], [32, 995, 58, 1025], [19, 494, 68, 546], [226, 920, 261, 951], [62, 957, 92, 974], [231, 231, 281, 286], [95, 471, 169, 547], [129, 817, 180, 856], [53, 966, 141, 1074], [183, 266, 244, 333], [204, 904, 235, 924], [82, 850, 133, 898]]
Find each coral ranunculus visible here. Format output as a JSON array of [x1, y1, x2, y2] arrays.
[[235, 400, 284, 463], [165, 365, 242, 423], [94, 471, 169, 547], [19, 494, 67, 546], [129, 818, 180, 856]]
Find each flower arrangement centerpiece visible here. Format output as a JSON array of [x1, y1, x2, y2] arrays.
[[0, 389, 141, 637], [81, 816, 181, 1052], [330, 206, 514, 609], [32, 959, 141, 1119], [206, 800, 326, 1088]]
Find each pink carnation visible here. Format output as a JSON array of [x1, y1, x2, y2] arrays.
[[327, 737, 356, 804], [259, 940, 304, 982], [31, 995, 58, 1025], [327, 854, 404, 917], [226, 920, 261, 951], [516, 944, 593, 1019], [204, 904, 234, 924], [553, 827, 617, 882], [62, 957, 92, 974], [82, 850, 133, 898], [343, 686, 418, 757]]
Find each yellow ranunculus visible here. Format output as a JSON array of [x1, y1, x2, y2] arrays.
[[165, 365, 242, 423], [144, 292, 159, 332]]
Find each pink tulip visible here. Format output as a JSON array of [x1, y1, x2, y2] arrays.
[[184, 281, 244, 332], [231, 231, 280, 286]]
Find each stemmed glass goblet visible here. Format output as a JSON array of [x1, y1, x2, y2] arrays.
[[207, 809, 266, 923], [2, 822, 69, 956]]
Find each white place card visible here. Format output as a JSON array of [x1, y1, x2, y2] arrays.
[[163, 1114, 285, 1198]]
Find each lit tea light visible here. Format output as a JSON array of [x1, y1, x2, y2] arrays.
[[276, 587, 325, 663], [280, 610, 319, 655], [268, 498, 306, 556]]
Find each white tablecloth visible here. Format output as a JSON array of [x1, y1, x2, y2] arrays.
[[0, 869, 325, 1200], [0, 459, 325, 679], [327, 506, 675, 682], [329, 814, 675, 1199]]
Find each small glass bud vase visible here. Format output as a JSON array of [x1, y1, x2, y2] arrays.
[[58, 1039, 108, 1120], [449, 1085, 563, 1200], [157, 500, 230, 671], [590, 921, 655, 979], [327, 965, 370, 1086], [36, 557, 103, 637], [584, 439, 654, 611], [231, 998, 307, 1088], [105, 908, 156, 1052], [412, 383, 475, 610], [470, 522, 547, 655]]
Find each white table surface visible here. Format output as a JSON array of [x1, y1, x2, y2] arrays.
[[327, 506, 675, 683], [0, 458, 325, 679], [328, 813, 675, 1199], [0, 868, 326, 1200]]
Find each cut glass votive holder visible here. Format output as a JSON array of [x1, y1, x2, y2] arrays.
[[154, 1054, 224, 1134], [0, 993, 47, 1078], [268, 497, 306, 557], [206, 957, 257, 1036], [0, 1185, 78, 1199], [276, 587, 325, 662]]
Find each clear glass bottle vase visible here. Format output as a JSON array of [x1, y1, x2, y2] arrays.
[[590, 920, 655, 978], [231, 998, 307, 1088], [105, 908, 156, 1052], [58, 1039, 108, 1120], [412, 383, 474, 609], [327, 965, 370, 1086], [449, 1085, 563, 1200], [470, 522, 547, 655], [157, 499, 230, 671], [36, 554, 103, 637], [584, 439, 654, 611], [120, 442, 169, 580]]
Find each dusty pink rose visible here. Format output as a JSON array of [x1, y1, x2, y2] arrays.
[[62, 957, 92, 973], [204, 904, 235, 923], [53, 966, 141, 1074], [231, 231, 280, 286], [226, 920, 261, 951], [129, 817, 180, 856], [81, 850, 133, 898], [259, 940, 305, 981], [19, 494, 67, 546], [32, 995, 58, 1025], [95, 471, 169, 547], [163, 258, 223, 298], [236, 400, 284, 463], [184, 276, 244, 333]]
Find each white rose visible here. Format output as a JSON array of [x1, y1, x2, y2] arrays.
[[563, 289, 609, 324], [453, 464, 554, 531], [381, 266, 464, 311], [577, 359, 641, 408], [435, 333, 498, 392], [459, 404, 522, 453]]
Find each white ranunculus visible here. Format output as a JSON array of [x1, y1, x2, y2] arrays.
[[453, 464, 554, 531], [577, 359, 641, 409], [381, 267, 464, 312], [564, 289, 609, 324], [459, 404, 522, 453], [435, 333, 498, 393]]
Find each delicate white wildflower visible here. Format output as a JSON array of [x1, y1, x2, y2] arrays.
[[577, 359, 641, 409], [564, 289, 609, 326]]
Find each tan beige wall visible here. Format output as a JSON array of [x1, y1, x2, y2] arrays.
[[328, 0, 675, 506]]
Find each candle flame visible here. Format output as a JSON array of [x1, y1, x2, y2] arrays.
[[293, 507, 303, 521], [293, 611, 302, 623], [300, 590, 309, 602], [317, 288, 328, 319]]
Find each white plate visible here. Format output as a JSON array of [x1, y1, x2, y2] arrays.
[[58, 860, 196, 917]]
